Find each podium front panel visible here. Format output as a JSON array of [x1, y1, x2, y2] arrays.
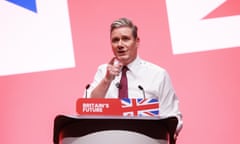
[[53, 115, 178, 144], [60, 130, 167, 144]]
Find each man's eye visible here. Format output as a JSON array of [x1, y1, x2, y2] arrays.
[[122, 37, 130, 41], [112, 38, 119, 43]]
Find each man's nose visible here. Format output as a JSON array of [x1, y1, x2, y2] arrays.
[[117, 39, 124, 47]]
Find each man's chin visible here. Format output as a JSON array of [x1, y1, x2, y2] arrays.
[[117, 55, 129, 62]]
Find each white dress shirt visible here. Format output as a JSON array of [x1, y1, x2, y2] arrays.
[[87, 56, 183, 134]]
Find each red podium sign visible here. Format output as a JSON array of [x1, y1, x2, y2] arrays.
[[76, 98, 160, 117]]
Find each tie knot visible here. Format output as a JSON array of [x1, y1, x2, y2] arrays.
[[122, 66, 128, 73]]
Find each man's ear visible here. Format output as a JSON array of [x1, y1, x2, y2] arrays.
[[136, 37, 140, 47]]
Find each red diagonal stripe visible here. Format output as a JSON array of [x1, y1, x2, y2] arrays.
[[203, 0, 240, 19]]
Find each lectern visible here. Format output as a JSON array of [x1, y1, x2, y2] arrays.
[[53, 115, 178, 144], [53, 98, 178, 144]]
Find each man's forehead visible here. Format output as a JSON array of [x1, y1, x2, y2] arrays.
[[111, 27, 133, 37]]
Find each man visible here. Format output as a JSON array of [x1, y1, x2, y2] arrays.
[[87, 17, 183, 136]]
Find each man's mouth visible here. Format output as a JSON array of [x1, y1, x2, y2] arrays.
[[118, 50, 127, 55]]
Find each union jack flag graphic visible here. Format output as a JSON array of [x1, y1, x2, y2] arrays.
[[121, 98, 160, 117]]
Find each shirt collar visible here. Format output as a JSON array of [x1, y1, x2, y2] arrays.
[[126, 56, 141, 72]]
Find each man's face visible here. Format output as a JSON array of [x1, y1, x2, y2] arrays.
[[111, 27, 139, 65]]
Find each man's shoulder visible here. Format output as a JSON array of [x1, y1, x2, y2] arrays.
[[139, 58, 166, 72]]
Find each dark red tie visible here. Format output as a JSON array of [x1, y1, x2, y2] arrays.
[[119, 66, 128, 99]]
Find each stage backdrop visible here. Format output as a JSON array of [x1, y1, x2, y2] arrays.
[[1, 0, 240, 144]]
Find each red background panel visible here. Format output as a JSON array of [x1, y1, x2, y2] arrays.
[[0, 0, 240, 144]]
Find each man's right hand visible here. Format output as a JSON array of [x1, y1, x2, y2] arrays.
[[105, 57, 123, 82]]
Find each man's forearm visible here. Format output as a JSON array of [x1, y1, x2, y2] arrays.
[[90, 78, 112, 98]]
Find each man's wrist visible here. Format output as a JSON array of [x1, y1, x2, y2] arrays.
[[103, 77, 112, 84]]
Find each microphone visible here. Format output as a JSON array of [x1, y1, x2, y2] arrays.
[[115, 82, 122, 89], [85, 84, 90, 98], [138, 85, 146, 99]]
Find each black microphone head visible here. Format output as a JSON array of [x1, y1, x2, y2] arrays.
[[115, 82, 122, 89], [138, 85, 143, 90], [85, 84, 90, 89]]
